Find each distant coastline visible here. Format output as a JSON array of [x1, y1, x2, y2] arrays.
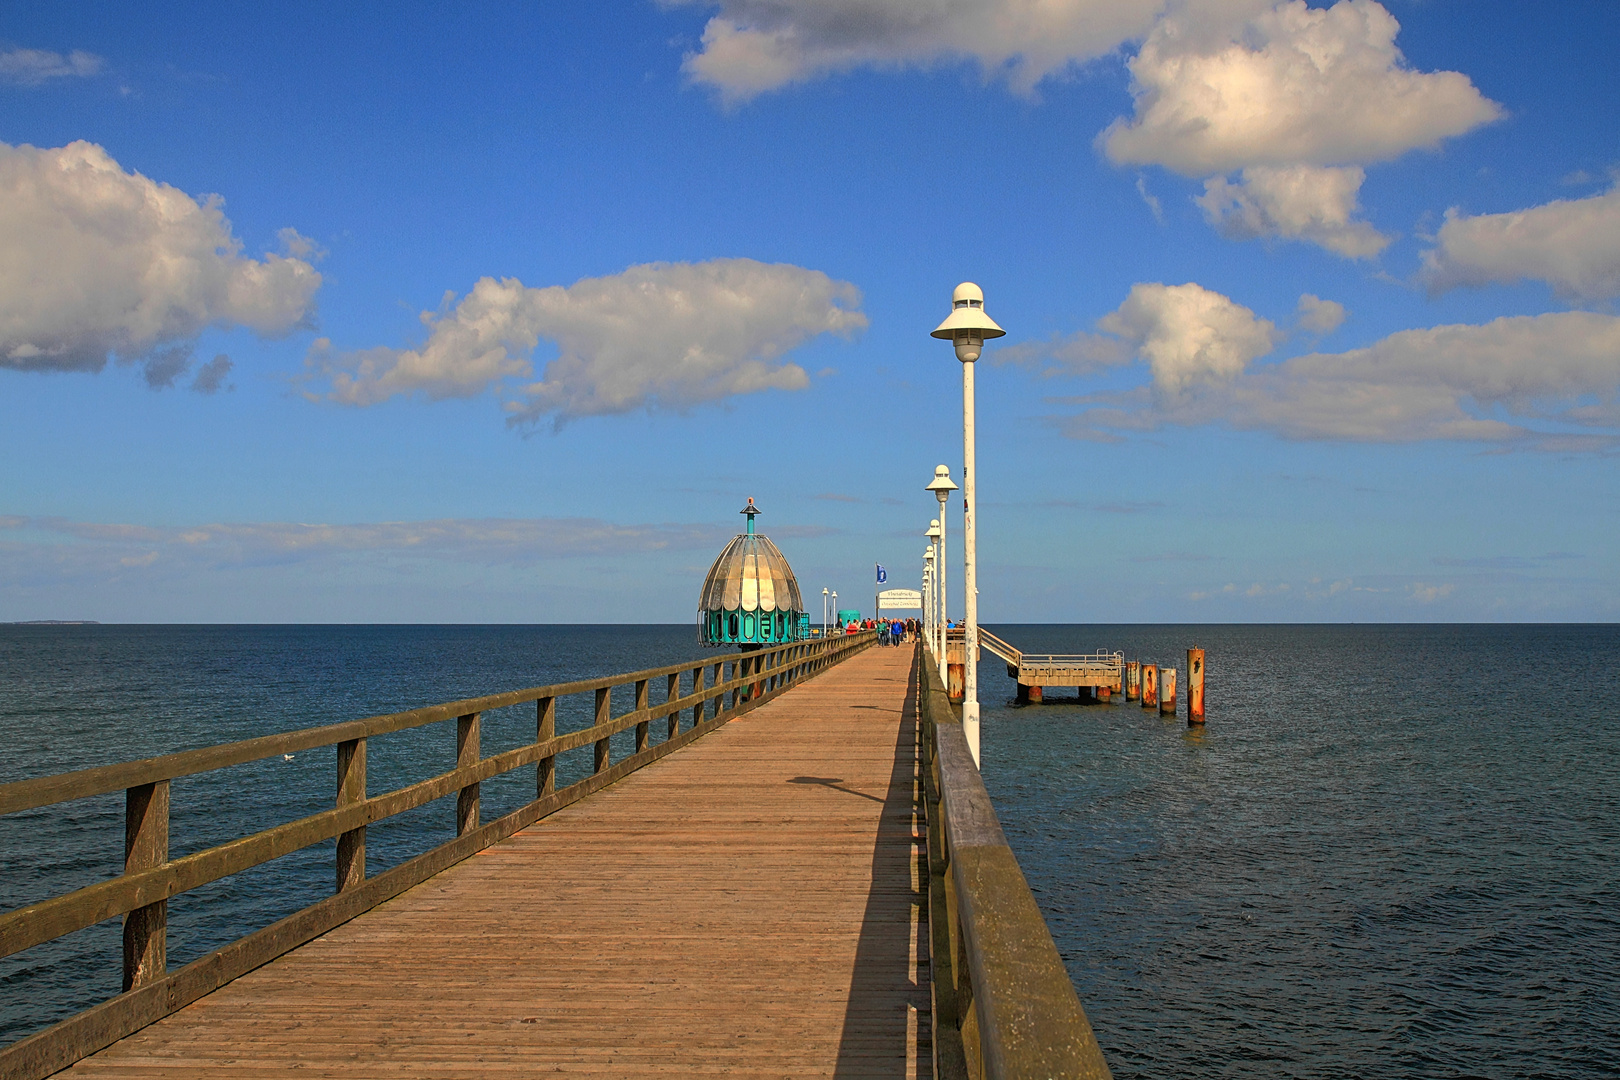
[[6, 620, 101, 625]]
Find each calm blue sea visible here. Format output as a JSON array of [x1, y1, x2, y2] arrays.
[[3, 623, 1617, 1078]]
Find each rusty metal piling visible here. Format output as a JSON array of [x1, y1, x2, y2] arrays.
[[1187, 647, 1206, 725], [1159, 667, 1176, 717]]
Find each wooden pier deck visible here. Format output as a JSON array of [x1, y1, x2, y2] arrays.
[[60, 645, 926, 1078]]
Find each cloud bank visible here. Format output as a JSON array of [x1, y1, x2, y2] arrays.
[[0, 515, 730, 575], [663, 0, 1169, 102], [1046, 284, 1620, 448], [310, 258, 866, 423], [1421, 186, 1620, 303], [0, 141, 321, 384]]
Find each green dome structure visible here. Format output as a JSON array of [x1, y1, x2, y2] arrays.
[[698, 498, 807, 649]]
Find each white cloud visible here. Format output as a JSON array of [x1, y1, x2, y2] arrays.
[[311, 258, 866, 423], [1057, 299, 1620, 447], [1097, 281, 1278, 393], [1420, 186, 1620, 303], [1100, 0, 1501, 175], [1197, 165, 1390, 258], [1295, 293, 1346, 334], [0, 141, 321, 380], [0, 47, 103, 86], [1097, 0, 1497, 257], [663, 0, 1169, 102]]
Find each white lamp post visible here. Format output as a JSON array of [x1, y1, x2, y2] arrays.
[[931, 283, 1004, 766], [925, 519, 942, 659], [925, 469, 957, 678], [922, 547, 935, 654], [831, 591, 838, 631], [822, 586, 829, 638]]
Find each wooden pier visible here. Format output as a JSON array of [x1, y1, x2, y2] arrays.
[[975, 630, 1123, 704], [2, 634, 1110, 1079]]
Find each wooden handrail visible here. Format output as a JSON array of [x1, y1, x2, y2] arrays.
[[917, 648, 1113, 1080], [0, 631, 877, 1080]]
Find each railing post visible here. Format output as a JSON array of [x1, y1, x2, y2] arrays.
[[594, 686, 611, 773], [667, 673, 681, 739], [456, 712, 480, 835], [692, 665, 706, 727], [122, 779, 168, 992], [336, 738, 366, 892], [634, 678, 650, 754], [536, 696, 556, 797]]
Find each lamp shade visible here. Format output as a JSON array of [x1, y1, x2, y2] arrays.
[[925, 464, 959, 495], [931, 282, 1005, 341]]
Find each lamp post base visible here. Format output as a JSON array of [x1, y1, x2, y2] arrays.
[[962, 701, 980, 766]]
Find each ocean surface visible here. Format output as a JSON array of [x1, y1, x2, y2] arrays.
[[3, 623, 1617, 1078]]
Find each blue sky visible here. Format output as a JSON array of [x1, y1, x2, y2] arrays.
[[1, 0, 1616, 623]]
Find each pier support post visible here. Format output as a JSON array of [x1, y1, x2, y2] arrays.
[[1096, 685, 1111, 703], [1027, 685, 1043, 704], [122, 779, 168, 992], [1160, 668, 1177, 717], [1015, 683, 1030, 706], [336, 737, 366, 892], [946, 639, 965, 702], [1125, 660, 1140, 701], [594, 687, 611, 773], [1187, 647, 1206, 725], [456, 712, 480, 835], [1141, 665, 1158, 710], [536, 697, 556, 797]]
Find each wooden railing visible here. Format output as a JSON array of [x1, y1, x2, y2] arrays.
[[0, 630, 876, 1079], [917, 648, 1113, 1080]]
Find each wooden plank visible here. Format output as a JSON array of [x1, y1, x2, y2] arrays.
[[52, 643, 926, 1079]]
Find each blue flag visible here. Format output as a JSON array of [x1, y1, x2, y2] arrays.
[[875, 564, 887, 583]]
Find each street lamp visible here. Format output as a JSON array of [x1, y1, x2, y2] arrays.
[[925, 468, 957, 682], [932, 282, 1004, 766], [822, 586, 829, 638], [831, 591, 838, 632], [925, 519, 942, 661]]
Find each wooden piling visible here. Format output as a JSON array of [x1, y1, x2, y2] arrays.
[[1187, 646, 1206, 724], [1159, 667, 1176, 717], [1141, 664, 1158, 710], [946, 638, 965, 702]]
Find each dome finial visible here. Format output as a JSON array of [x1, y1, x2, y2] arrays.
[[740, 496, 760, 534]]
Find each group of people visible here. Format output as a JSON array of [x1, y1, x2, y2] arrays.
[[842, 617, 925, 646]]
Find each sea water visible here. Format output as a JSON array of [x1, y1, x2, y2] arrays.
[[2, 623, 1617, 1078]]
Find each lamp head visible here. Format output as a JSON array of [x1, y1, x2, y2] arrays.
[[925, 464, 959, 497], [924, 547, 935, 562], [931, 281, 1005, 362]]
